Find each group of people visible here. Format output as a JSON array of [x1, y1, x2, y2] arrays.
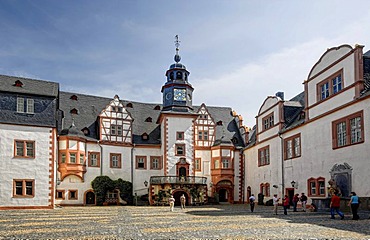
[[168, 194, 186, 211], [249, 191, 364, 220]]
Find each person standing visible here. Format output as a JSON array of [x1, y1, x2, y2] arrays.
[[283, 195, 290, 215], [180, 194, 186, 209], [292, 194, 299, 212], [300, 193, 307, 212], [249, 194, 256, 212], [273, 194, 280, 215], [168, 195, 175, 212], [348, 192, 360, 220], [330, 192, 344, 220]]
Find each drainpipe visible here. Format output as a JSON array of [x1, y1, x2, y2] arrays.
[[98, 141, 103, 176], [278, 132, 285, 197], [131, 143, 136, 196]]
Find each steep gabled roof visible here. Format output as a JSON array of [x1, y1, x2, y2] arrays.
[[0, 74, 59, 97]]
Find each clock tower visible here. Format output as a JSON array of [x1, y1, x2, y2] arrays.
[[161, 35, 194, 112]]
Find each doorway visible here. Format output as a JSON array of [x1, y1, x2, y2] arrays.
[[286, 188, 294, 205], [173, 191, 188, 206], [219, 189, 228, 202], [85, 191, 95, 205]]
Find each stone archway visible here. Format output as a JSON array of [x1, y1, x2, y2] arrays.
[[173, 190, 189, 206]]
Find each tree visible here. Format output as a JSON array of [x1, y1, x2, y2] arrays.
[[91, 176, 114, 206]]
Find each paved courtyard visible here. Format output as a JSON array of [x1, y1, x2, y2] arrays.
[[1, 204, 370, 239]]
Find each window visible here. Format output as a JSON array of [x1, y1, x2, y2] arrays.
[[145, 117, 152, 122], [69, 190, 78, 200], [14, 140, 35, 158], [70, 108, 78, 114], [198, 131, 208, 140], [262, 113, 274, 130], [136, 156, 147, 169], [17, 97, 24, 112], [284, 134, 301, 160], [111, 125, 123, 136], [222, 158, 229, 168], [79, 154, 84, 164], [175, 144, 185, 156], [150, 156, 162, 170], [61, 153, 66, 163], [195, 158, 201, 171], [110, 153, 121, 168], [260, 183, 270, 197], [258, 146, 270, 166], [70, 95, 78, 100], [332, 111, 364, 149], [88, 152, 100, 167], [177, 131, 184, 140], [70, 153, 76, 164], [317, 70, 343, 101], [13, 179, 34, 197], [56, 190, 65, 199], [214, 159, 220, 169], [141, 133, 149, 140], [26, 99, 34, 113], [307, 177, 325, 197]]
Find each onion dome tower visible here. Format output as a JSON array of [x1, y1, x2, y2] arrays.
[[161, 35, 194, 112]]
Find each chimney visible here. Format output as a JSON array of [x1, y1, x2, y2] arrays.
[[275, 92, 284, 100]]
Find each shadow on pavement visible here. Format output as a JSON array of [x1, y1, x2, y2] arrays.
[[185, 204, 370, 236]]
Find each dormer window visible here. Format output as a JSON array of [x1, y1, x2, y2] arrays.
[[126, 103, 133, 108], [154, 105, 161, 110], [145, 117, 152, 122], [317, 70, 343, 101], [142, 133, 149, 140], [262, 113, 274, 130], [14, 80, 23, 87], [70, 108, 78, 115], [70, 95, 78, 101], [82, 127, 90, 136], [217, 120, 223, 126]]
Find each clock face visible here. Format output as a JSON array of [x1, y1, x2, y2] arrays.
[[174, 89, 186, 101], [165, 92, 172, 100]]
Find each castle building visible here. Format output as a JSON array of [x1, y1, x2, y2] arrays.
[[1, 41, 369, 210], [0, 37, 247, 208], [243, 44, 370, 208]]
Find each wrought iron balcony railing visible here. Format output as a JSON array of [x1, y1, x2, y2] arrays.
[[150, 176, 207, 185]]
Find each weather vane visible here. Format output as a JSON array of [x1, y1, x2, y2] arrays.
[[174, 35, 181, 63]]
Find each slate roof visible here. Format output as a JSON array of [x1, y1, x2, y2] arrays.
[[0, 74, 59, 97], [60, 91, 244, 147]]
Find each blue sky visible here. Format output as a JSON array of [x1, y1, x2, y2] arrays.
[[1, 0, 370, 127]]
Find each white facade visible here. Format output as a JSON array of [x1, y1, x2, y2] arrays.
[[0, 124, 55, 209], [244, 44, 370, 206]]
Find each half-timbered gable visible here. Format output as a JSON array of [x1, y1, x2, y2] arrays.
[[99, 95, 133, 144], [195, 103, 215, 148]]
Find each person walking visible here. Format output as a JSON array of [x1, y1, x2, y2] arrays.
[[249, 194, 256, 212], [292, 193, 299, 212], [348, 192, 360, 220], [283, 195, 290, 215], [330, 192, 344, 220], [168, 195, 175, 212], [180, 194, 186, 209], [300, 193, 307, 212], [273, 194, 280, 215]]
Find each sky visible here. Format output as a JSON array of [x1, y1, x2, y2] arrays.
[[1, 0, 370, 127]]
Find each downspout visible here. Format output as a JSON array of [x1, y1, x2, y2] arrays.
[[278, 132, 285, 197], [98, 141, 103, 176], [131, 143, 136, 195]]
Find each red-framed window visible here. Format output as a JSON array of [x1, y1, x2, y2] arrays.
[[262, 113, 274, 130], [14, 140, 35, 158], [13, 179, 35, 198], [284, 133, 301, 160], [258, 146, 270, 166], [332, 111, 364, 149], [307, 177, 326, 197], [110, 153, 122, 168], [136, 156, 147, 169]]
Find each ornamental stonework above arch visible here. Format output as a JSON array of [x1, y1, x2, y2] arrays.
[[329, 162, 352, 197]]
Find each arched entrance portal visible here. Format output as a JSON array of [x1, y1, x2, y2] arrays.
[[85, 191, 95, 205], [219, 189, 228, 202], [173, 191, 189, 206]]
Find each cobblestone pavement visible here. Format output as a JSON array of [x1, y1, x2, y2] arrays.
[[1, 204, 370, 239]]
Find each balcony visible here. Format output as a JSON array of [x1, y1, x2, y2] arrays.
[[58, 163, 86, 180], [150, 176, 207, 185]]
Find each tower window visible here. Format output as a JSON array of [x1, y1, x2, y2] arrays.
[[176, 71, 182, 79], [170, 72, 174, 80]]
